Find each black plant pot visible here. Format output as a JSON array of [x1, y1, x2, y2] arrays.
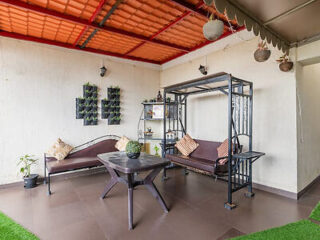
[[83, 85, 93, 92], [108, 88, 115, 94], [76, 98, 85, 105], [84, 119, 92, 125], [114, 120, 120, 125], [76, 112, 85, 119], [92, 92, 98, 98], [127, 152, 140, 159], [102, 112, 110, 119], [85, 99, 93, 105], [91, 120, 98, 125], [24, 174, 38, 189]]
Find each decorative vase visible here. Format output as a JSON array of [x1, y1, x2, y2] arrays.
[[203, 19, 224, 41], [279, 61, 293, 72], [254, 49, 271, 62], [23, 174, 38, 189], [127, 152, 140, 159]]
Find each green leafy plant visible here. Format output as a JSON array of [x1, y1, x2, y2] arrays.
[[18, 155, 38, 178], [154, 145, 160, 156], [84, 82, 91, 86], [126, 141, 141, 154]]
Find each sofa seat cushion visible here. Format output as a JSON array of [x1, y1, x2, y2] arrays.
[[47, 157, 103, 174], [166, 154, 215, 173]]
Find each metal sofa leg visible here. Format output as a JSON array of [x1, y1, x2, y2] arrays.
[[162, 167, 168, 181], [183, 168, 189, 175], [43, 153, 47, 184], [47, 174, 52, 196]]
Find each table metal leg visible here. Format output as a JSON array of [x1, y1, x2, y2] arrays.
[[127, 173, 134, 230], [101, 166, 120, 199], [144, 167, 169, 213]]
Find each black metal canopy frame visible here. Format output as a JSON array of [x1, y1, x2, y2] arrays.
[[163, 72, 265, 209]]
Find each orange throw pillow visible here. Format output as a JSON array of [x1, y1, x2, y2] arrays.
[[175, 134, 199, 156]]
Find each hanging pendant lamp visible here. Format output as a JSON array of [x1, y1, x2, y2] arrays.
[[203, 14, 224, 41]]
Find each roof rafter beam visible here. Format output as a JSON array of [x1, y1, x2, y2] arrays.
[[81, 0, 123, 48], [0, 30, 161, 64], [125, 1, 204, 56], [72, 0, 107, 47], [0, 0, 189, 52]]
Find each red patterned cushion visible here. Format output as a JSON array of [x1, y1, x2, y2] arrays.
[[175, 134, 199, 156], [217, 139, 229, 158]]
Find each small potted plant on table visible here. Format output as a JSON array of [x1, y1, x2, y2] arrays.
[[18, 155, 38, 189], [126, 141, 141, 159]]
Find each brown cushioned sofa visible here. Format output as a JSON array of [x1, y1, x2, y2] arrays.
[[166, 139, 240, 176], [44, 135, 119, 195]]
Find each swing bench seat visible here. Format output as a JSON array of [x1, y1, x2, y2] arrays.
[[166, 139, 229, 176]]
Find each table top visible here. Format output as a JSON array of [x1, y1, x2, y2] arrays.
[[97, 152, 170, 173]]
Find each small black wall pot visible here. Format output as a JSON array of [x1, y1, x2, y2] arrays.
[[24, 174, 38, 189]]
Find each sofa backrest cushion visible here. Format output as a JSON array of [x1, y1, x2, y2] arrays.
[[68, 139, 118, 158], [190, 139, 221, 162]]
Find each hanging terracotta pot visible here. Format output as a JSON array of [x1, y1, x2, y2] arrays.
[[277, 55, 294, 72], [203, 14, 224, 41], [203, 0, 213, 5], [279, 61, 293, 72], [254, 41, 271, 62]]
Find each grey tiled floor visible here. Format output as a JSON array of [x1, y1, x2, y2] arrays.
[[0, 169, 318, 240]]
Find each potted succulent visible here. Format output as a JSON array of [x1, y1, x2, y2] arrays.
[[114, 116, 121, 124], [102, 111, 110, 119], [254, 41, 271, 62], [18, 155, 38, 189], [76, 110, 85, 119], [76, 97, 85, 105], [166, 97, 171, 103], [277, 54, 294, 72], [126, 141, 141, 159], [84, 116, 91, 125], [143, 99, 148, 103], [91, 117, 98, 125]]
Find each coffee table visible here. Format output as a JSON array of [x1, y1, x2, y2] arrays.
[[97, 151, 170, 230]]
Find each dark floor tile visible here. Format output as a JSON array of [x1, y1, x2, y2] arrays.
[[0, 169, 318, 240], [217, 228, 245, 240]]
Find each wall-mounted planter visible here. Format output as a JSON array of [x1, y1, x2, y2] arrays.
[[102, 87, 121, 125], [77, 83, 99, 125]]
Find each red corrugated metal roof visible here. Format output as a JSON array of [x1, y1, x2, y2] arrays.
[[0, 0, 242, 64]]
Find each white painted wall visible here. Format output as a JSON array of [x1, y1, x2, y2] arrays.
[[0, 37, 160, 184], [296, 62, 320, 191], [160, 37, 298, 193]]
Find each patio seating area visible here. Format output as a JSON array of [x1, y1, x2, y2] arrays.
[[1, 0, 320, 239]]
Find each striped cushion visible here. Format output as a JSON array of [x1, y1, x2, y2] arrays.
[[217, 139, 230, 158], [175, 134, 199, 156]]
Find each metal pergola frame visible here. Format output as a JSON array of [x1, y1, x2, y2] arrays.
[[163, 72, 265, 209]]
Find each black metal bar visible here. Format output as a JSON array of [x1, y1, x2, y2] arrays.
[[81, 0, 123, 48], [248, 84, 254, 195], [226, 74, 233, 208], [43, 153, 47, 184], [178, 83, 243, 96], [184, 95, 187, 134], [47, 173, 51, 195], [165, 73, 231, 93]]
